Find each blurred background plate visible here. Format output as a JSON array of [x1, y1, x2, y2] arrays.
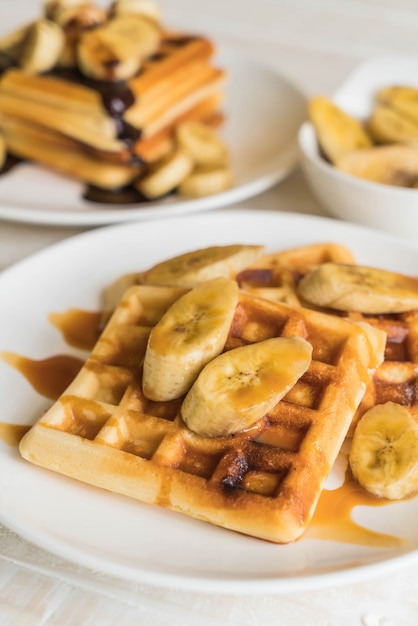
[[0, 45, 306, 227]]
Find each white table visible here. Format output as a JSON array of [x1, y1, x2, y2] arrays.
[[1, 1, 418, 624]]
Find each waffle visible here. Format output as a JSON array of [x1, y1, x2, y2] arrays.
[[0, 29, 226, 188], [345, 309, 418, 434], [237, 243, 418, 435], [19, 284, 384, 543], [236, 242, 357, 306]]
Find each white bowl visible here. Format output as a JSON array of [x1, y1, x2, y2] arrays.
[[298, 55, 418, 242]]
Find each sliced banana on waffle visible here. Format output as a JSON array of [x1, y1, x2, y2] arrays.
[[178, 165, 233, 198], [19, 19, 65, 74], [111, 0, 163, 22], [0, 24, 31, 63], [77, 14, 161, 81], [336, 144, 418, 187], [143, 243, 265, 288], [142, 277, 239, 401], [349, 402, 418, 500], [175, 121, 228, 166], [44, 0, 86, 20], [309, 95, 372, 164], [181, 336, 312, 437], [297, 262, 418, 314], [50, 3, 107, 28], [136, 148, 194, 199]]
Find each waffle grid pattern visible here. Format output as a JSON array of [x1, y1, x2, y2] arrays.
[[20, 284, 381, 542]]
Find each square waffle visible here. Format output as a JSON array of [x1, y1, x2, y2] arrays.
[[19, 284, 384, 543], [237, 243, 418, 435]]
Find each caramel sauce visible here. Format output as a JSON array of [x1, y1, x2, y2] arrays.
[[1, 308, 410, 547], [0, 422, 30, 447], [1, 352, 84, 400], [306, 470, 404, 548], [48, 308, 102, 351]]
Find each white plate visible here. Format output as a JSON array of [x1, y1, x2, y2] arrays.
[[0, 46, 305, 227], [1, 209, 418, 594]]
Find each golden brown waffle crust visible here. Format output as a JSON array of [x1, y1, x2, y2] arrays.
[[20, 285, 384, 543]]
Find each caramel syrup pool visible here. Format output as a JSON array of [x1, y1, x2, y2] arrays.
[[0, 308, 407, 548]]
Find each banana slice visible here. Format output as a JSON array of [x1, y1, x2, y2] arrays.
[[77, 14, 161, 81], [178, 165, 233, 198], [142, 277, 239, 401], [19, 19, 65, 74], [336, 144, 418, 187], [297, 262, 418, 314], [376, 85, 418, 126], [111, 0, 162, 22], [135, 148, 194, 199], [143, 244, 265, 288], [51, 3, 107, 28], [0, 24, 31, 63], [349, 402, 418, 500], [181, 336, 312, 437], [309, 95, 373, 164], [367, 105, 418, 145], [175, 121, 228, 166], [44, 0, 86, 20]]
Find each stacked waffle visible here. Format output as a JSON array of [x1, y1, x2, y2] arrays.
[[0, 0, 230, 196]]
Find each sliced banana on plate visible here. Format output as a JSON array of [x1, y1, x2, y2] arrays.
[[349, 402, 418, 500], [143, 243, 265, 288], [178, 165, 233, 198], [136, 148, 194, 199], [175, 121, 228, 166], [308, 95, 372, 164], [142, 277, 239, 402], [181, 336, 312, 437], [19, 19, 65, 74], [297, 262, 418, 314]]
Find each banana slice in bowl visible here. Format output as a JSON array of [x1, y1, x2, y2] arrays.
[[349, 402, 418, 500], [308, 95, 372, 164], [175, 121, 229, 166]]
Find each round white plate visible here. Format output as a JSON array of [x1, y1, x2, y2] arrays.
[[0, 46, 305, 227], [1, 209, 418, 593]]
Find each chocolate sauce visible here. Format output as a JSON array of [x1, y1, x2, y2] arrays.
[[83, 184, 146, 204], [0, 154, 22, 175]]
